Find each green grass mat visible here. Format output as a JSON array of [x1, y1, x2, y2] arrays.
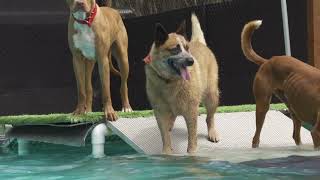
[[0, 104, 286, 125]]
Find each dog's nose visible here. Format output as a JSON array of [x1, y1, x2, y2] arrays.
[[75, 1, 85, 8], [167, 58, 174, 66], [185, 58, 194, 66]]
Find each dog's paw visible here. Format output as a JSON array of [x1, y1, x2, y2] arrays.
[[208, 130, 220, 143], [72, 105, 86, 115], [252, 136, 260, 148], [121, 102, 133, 113], [187, 146, 197, 154], [85, 107, 92, 113], [296, 144, 303, 150], [294, 140, 302, 146], [162, 147, 173, 155], [121, 106, 133, 112], [252, 143, 259, 148], [311, 129, 320, 149], [252, 140, 260, 148], [104, 106, 118, 121]]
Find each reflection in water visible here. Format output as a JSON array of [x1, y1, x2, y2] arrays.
[[0, 140, 320, 179], [242, 155, 320, 170]]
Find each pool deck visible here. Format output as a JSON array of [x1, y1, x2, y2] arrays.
[[107, 111, 313, 155]]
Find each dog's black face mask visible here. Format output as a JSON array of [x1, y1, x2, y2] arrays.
[[166, 49, 194, 80]]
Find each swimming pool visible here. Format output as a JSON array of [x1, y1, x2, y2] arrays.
[[1, 139, 320, 180]]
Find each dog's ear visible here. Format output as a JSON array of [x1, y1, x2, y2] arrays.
[[91, 0, 96, 7], [154, 23, 168, 47], [176, 20, 187, 38]]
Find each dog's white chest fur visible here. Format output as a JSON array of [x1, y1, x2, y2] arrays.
[[73, 21, 96, 60]]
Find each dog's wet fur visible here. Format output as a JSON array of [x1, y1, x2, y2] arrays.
[[145, 14, 220, 154]]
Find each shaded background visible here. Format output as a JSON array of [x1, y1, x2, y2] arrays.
[[0, 0, 307, 115]]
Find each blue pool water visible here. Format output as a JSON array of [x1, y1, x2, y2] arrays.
[[1, 139, 320, 180]]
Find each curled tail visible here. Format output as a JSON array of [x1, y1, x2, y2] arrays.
[[241, 20, 267, 66], [191, 13, 206, 45], [110, 60, 120, 76]]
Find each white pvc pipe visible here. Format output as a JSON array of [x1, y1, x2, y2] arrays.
[[91, 123, 108, 158], [281, 0, 291, 56], [17, 139, 29, 156]]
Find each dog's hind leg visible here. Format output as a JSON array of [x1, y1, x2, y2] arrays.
[[311, 111, 320, 149], [252, 76, 272, 148], [85, 60, 95, 112], [112, 31, 132, 112], [168, 118, 176, 132], [203, 90, 220, 143], [291, 113, 302, 145], [273, 90, 302, 145]]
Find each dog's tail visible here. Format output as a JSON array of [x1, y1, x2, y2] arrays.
[[191, 13, 206, 46], [109, 60, 121, 76], [241, 20, 267, 66]]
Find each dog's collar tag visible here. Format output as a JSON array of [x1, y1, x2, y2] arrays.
[[143, 54, 152, 64], [72, 3, 97, 27]]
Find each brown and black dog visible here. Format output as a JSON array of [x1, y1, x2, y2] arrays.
[[145, 14, 220, 154], [241, 20, 320, 149], [66, 0, 132, 121]]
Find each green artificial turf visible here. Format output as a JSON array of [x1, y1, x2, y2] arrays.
[[0, 104, 287, 125]]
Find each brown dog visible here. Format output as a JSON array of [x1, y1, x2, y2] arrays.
[[145, 14, 220, 154], [66, 0, 132, 121], [241, 20, 320, 149]]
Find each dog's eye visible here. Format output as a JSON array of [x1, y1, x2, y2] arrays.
[[169, 44, 181, 55], [184, 44, 189, 51]]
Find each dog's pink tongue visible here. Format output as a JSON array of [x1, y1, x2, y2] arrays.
[[180, 68, 190, 80]]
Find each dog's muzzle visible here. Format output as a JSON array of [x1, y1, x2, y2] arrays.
[[167, 54, 194, 80]]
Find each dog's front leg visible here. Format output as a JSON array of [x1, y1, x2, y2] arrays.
[[155, 111, 174, 154], [185, 114, 198, 154], [85, 60, 95, 112], [311, 112, 320, 150], [72, 56, 87, 115], [97, 54, 117, 121]]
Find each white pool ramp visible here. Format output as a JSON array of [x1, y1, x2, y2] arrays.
[[107, 111, 314, 156]]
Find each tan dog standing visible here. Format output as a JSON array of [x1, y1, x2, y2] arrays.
[[66, 0, 132, 121], [145, 14, 220, 154], [241, 20, 320, 149]]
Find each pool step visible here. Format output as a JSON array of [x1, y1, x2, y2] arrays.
[[107, 111, 313, 155]]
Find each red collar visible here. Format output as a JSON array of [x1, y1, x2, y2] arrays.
[[72, 4, 97, 27]]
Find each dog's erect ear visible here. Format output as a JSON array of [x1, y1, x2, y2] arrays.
[[90, 0, 96, 7], [176, 20, 187, 38], [154, 23, 168, 47]]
